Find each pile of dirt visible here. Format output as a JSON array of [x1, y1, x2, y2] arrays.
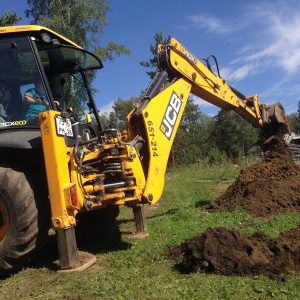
[[205, 136, 300, 218], [166, 226, 300, 279], [166, 135, 300, 278]]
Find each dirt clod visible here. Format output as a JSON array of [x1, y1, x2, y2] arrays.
[[166, 135, 300, 278], [166, 226, 300, 279]]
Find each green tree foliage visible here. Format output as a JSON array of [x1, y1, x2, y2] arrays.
[[25, 0, 130, 61], [171, 98, 215, 166], [100, 96, 139, 129], [140, 31, 170, 79], [212, 109, 259, 161], [287, 112, 299, 133], [25, 0, 130, 112], [0, 10, 21, 26], [293, 101, 300, 133], [286, 101, 300, 133]]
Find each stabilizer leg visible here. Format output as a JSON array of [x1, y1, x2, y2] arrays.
[[56, 227, 78, 269], [132, 205, 149, 237], [56, 227, 96, 272]]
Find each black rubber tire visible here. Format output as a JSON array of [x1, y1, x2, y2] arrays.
[[0, 167, 46, 274]]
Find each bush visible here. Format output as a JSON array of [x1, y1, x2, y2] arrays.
[[207, 148, 227, 165]]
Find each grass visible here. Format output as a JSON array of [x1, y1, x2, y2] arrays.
[[1, 159, 300, 299]]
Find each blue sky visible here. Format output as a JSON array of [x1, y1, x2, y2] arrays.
[[1, 0, 300, 116]]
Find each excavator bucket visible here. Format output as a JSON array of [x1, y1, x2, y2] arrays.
[[260, 102, 290, 136], [258, 102, 290, 148]]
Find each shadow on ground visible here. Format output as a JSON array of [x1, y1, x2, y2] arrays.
[[30, 221, 131, 272]]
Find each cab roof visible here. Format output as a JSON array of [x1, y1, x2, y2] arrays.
[[0, 25, 81, 49]]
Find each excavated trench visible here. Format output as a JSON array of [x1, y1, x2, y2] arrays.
[[166, 133, 300, 279]]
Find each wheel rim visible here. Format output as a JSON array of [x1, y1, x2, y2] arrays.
[[0, 199, 9, 242]]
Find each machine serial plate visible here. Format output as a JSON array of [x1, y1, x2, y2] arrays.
[[55, 115, 73, 137]]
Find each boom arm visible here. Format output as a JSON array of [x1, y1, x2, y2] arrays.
[[126, 37, 289, 204], [157, 38, 289, 129]]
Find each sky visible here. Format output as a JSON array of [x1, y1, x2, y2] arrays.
[[1, 0, 300, 116]]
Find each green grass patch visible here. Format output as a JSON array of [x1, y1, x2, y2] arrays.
[[0, 159, 299, 300]]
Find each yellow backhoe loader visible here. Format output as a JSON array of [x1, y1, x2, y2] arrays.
[[0, 25, 289, 273]]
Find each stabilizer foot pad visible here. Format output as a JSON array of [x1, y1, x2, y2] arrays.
[[58, 251, 96, 273], [129, 231, 150, 239]]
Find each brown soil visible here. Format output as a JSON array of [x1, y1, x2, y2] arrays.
[[206, 136, 300, 218], [166, 135, 300, 279], [166, 226, 300, 279]]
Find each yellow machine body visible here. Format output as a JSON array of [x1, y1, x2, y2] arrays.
[[0, 25, 290, 272], [38, 36, 290, 229]]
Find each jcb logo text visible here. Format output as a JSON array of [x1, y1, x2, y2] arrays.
[[160, 92, 182, 140]]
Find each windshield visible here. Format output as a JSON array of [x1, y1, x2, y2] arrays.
[[60, 72, 96, 122], [39, 45, 103, 124], [39, 45, 103, 74], [0, 36, 49, 128], [0, 35, 102, 129]]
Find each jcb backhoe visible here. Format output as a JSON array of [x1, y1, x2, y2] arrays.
[[0, 25, 289, 273]]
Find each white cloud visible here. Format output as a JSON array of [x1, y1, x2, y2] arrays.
[[188, 14, 231, 34], [187, 2, 300, 82], [234, 2, 300, 76], [97, 100, 114, 114], [191, 95, 214, 107], [183, 1, 300, 113], [221, 64, 259, 81]]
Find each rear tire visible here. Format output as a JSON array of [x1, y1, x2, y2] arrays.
[[0, 167, 47, 274]]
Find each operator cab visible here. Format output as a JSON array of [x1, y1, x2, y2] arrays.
[[0, 26, 103, 135]]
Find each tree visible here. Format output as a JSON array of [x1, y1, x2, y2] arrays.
[[0, 10, 21, 26], [287, 112, 299, 133], [25, 0, 130, 62], [140, 31, 170, 79], [285, 101, 300, 134], [100, 96, 139, 129], [294, 101, 300, 133], [212, 109, 259, 161], [171, 98, 214, 166], [25, 0, 131, 112]]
